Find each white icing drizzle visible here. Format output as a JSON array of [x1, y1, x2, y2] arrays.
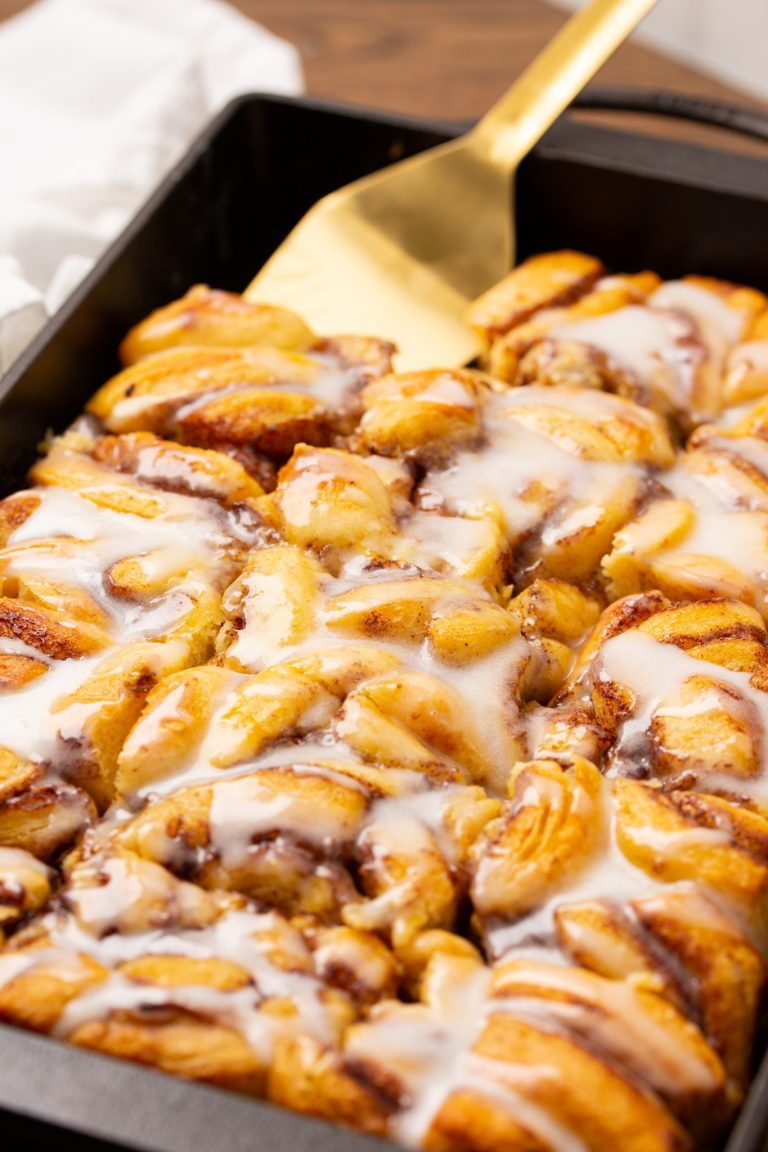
[[0, 847, 51, 888], [0, 649, 103, 763], [354, 966, 492, 1147], [6, 484, 244, 623], [489, 964, 721, 1094], [55, 977, 279, 1066], [550, 305, 699, 408], [0, 641, 189, 769], [707, 433, 768, 480], [544, 282, 745, 420], [650, 281, 746, 344], [168, 764, 484, 904], [419, 388, 647, 554], [727, 340, 768, 399], [653, 466, 768, 604], [5, 271, 768, 1152], [396, 510, 498, 576], [595, 629, 768, 797], [669, 442, 768, 512], [485, 794, 669, 961], [208, 768, 369, 867], [0, 452, 258, 771], [293, 350, 378, 409], [347, 965, 593, 1152], [0, 947, 91, 990], [45, 906, 335, 1060], [363, 791, 464, 868], [111, 349, 364, 430], [225, 559, 515, 673], [459, 1057, 589, 1152], [194, 641, 519, 797], [606, 443, 768, 611], [411, 372, 477, 408], [0, 895, 346, 1073]]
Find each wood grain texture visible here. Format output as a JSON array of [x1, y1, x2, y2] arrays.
[[0, 0, 766, 150], [0, 0, 760, 114], [237, 0, 765, 119]]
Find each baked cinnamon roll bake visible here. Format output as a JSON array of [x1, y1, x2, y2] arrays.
[[2, 251, 768, 1151]]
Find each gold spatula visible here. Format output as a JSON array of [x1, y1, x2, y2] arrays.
[[245, 0, 658, 369]]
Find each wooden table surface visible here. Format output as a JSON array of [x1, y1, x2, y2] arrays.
[[244, 0, 766, 121], [1, 0, 766, 132]]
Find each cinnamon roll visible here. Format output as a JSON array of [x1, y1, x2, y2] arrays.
[[0, 254, 767, 1152]]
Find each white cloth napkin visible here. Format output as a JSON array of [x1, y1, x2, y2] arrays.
[[0, 0, 303, 372]]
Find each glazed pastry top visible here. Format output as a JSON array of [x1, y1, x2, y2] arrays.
[[1, 257, 768, 1152]]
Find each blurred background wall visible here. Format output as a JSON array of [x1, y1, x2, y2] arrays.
[[553, 0, 767, 100]]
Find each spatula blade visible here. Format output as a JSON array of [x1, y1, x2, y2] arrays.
[[245, 196, 481, 370]]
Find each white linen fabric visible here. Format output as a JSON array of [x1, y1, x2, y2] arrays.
[[0, 0, 303, 371]]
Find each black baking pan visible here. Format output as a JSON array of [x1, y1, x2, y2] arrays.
[[1, 91, 768, 1152]]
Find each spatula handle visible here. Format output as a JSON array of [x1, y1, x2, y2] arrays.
[[473, 0, 659, 169]]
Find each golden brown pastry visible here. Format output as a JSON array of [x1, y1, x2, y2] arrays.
[[306, 949, 717, 1151], [119, 286, 318, 363], [91, 303, 394, 477], [0, 847, 52, 936], [559, 594, 768, 786], [0, 426, 264, 816], [604, 414, 768, 614], [1, 254, 768, 1152], [255, 445, 511, 593], [472, 253, 768, 430], [414, 383, 674, 585], [108, 632, 505, 946], [0, 845, 392, 1100], [467, 250, 607, 343]]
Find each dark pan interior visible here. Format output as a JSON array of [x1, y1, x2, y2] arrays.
[[5, 93, 768, 496], [1, 93, 768, 1152], [0, 98, 452, 496]]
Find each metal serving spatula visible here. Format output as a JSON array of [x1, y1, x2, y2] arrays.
[[245, 0, 658, 369]]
